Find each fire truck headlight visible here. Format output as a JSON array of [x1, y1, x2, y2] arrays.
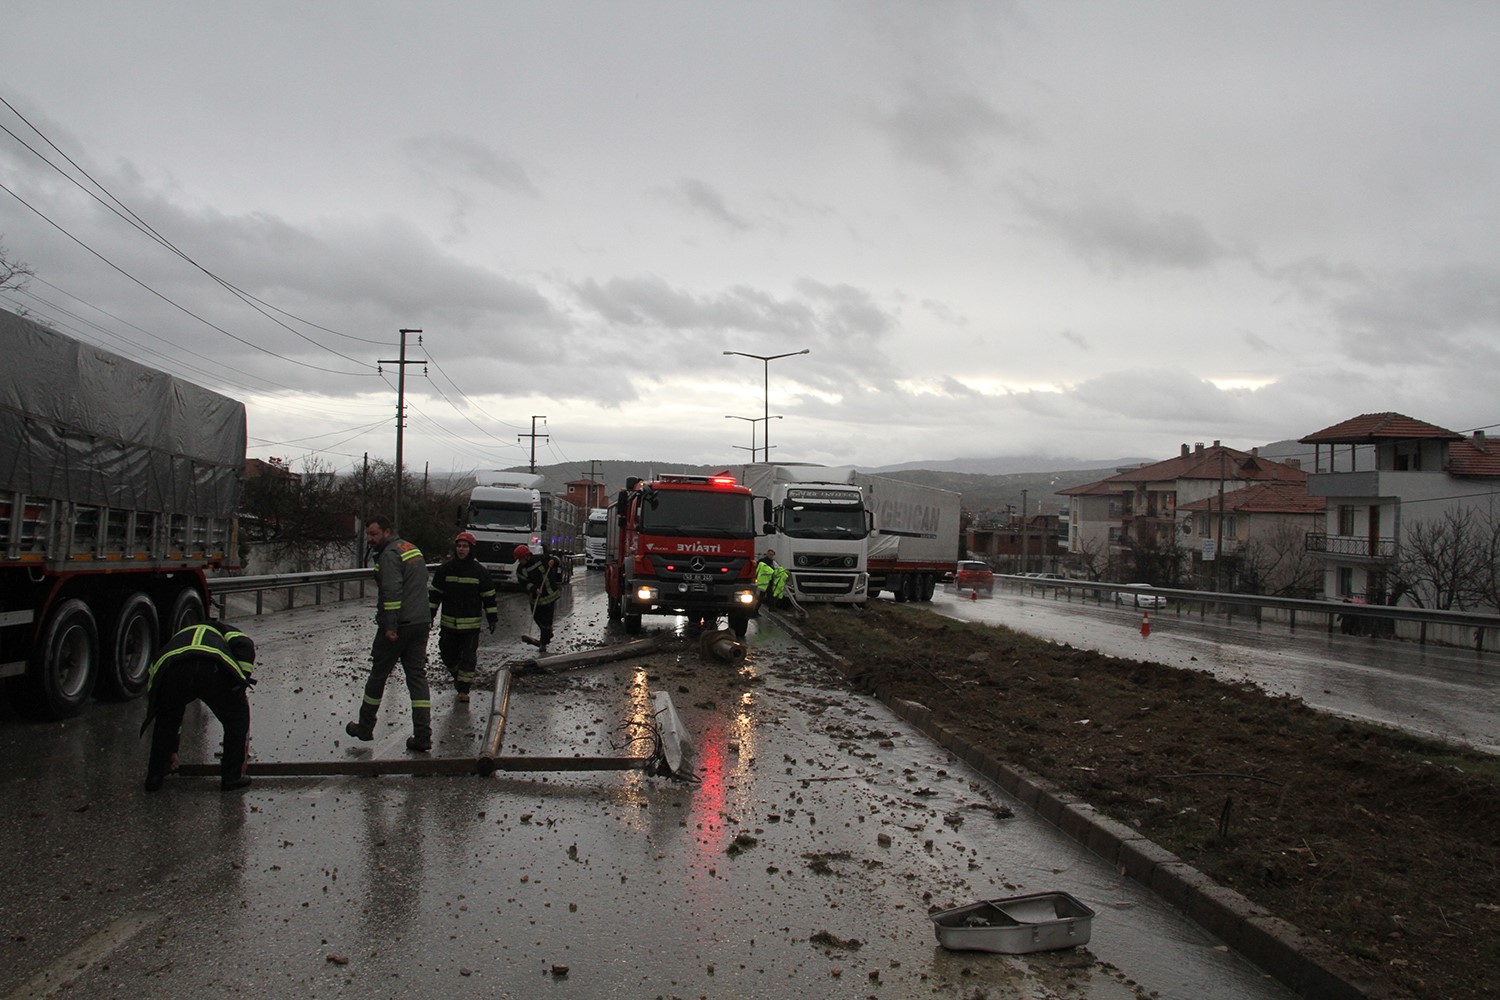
[[635, 585, 658, 602], [734, 589, 757, 606]]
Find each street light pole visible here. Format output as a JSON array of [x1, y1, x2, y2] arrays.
[[723, 349, 809, 461], [726, 414, 782, 462]]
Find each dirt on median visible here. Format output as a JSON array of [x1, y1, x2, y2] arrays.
[[797, 600, 1500, 1000]]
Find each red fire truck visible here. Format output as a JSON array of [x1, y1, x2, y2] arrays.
[[604, 473, 760, 637]]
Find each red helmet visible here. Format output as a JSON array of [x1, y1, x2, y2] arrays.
[[513, 544, 533, 560], [454, 531, 477, 546]]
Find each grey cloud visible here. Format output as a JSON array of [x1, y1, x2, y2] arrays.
[[1017, 193, 1229, 271], [1059, 329, 1089, 351], [401, 134, 540, 199], [871, 83, 1028, 176], [671, 178, 751, 232], [1328, 264, 1500, 363]]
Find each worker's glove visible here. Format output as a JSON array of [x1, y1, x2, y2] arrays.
[[487, 616, 498, 634]]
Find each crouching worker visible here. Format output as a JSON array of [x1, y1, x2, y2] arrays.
[[429, 531, 499, 703], [514, 545, 563, 650], [141, 620, 257, 793]]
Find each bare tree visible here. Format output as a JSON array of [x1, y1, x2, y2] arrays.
[[1066, 535, 1106, 581], [1391, 507, 1487, 610], [1471, 501, 1500, 612], [1, 237, 35, 296], [1236, 522, 1323, 598]]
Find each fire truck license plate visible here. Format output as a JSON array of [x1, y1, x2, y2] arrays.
[[682, 572, 712, 583]]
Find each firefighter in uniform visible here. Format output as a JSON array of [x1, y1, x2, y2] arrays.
[[141, 620, 256, 793], [429, 531, 499, 703], [515, 544, 563, 650], [346, 515, 433, 752]]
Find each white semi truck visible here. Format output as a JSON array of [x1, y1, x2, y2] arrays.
[[465, 472, 544, 586], [732, 464, 871, 604], [583, 507, 608, 568]]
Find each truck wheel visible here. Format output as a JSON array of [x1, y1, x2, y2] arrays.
[[101, 592, 158, 701], [727, 610, 749, 639], [919, 575, 936, 601], [22, 599, 99, 719], [163, 587, 205, 635], [606, 593, 622, 621], [624, 612, 642, 635], [891, 575, 908, 603]]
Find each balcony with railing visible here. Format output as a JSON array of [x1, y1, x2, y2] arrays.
[[1305, 533, 1397, 561]]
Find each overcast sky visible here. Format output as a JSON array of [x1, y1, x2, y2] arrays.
[[3, 2, 1497, 478]]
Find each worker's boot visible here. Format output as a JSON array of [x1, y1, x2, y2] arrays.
[[407, 705, 431, 752], [345, 720, 374, 741]]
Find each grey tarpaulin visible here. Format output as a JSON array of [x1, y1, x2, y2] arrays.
[[0, 307, 245, 517]]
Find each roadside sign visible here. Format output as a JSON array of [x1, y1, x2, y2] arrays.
[[1202, 538, 1216, 561]]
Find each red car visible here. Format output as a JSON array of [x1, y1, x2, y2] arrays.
[[954, 560, 994, 595]]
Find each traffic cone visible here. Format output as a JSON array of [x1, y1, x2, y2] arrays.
[[1140, 610, 1151, 638], [969, 590, 978, 602]]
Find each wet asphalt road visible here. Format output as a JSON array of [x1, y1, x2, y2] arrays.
[[0, 573, 1297, 1000], [937, 583, 1500, 754]]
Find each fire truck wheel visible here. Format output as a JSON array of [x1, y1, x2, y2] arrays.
[[21, 598, 99, 720], [101, 592, 158, 701], [624, 612, 643, 635], [162, 586, 206, 636]]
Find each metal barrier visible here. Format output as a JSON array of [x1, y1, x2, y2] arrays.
[[208, 567, 375, 617], [997, 575, 1500, 652]]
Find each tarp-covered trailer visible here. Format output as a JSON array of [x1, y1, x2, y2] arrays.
[[0, 307, 246, 718]]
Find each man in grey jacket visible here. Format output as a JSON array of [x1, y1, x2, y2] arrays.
[[345, 515, 433, 751]]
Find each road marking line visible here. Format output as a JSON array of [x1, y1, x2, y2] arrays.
[[4, 911, 160, 1000]]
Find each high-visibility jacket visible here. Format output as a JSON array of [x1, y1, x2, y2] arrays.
[[429, 555, 499, 631], [757, 558, 789, 598], [519, 555, 563, 607], [141, 621, 255, 734], [373, 535, 429, 629]]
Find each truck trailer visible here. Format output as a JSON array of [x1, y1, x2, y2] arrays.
[[605, 473, 759, 636], [0, 308, 245, 719], [853, 472, 961, 602]]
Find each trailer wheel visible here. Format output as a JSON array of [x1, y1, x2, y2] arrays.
[[919, 575, 936, 601], [624, 611, 642, 635], [21, 599, 99, 719], [101, 592, 158, 701], [163, 586, 206, 635]]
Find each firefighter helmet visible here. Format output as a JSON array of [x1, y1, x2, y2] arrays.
[[454, 531, 477, 546], [513, 544, 533, 561]]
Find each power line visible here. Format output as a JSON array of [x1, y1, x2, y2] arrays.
[[0, 94, 386, 357], [0, 177, 374, 376]]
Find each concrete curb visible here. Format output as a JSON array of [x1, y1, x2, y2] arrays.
[[778, 613, 1397, 1000]]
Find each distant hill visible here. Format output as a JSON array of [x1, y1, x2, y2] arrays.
[[868, 454, 1148, 476]]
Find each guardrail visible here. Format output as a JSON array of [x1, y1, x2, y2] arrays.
[[208, 567, 375, 617], [998, 575, 1500, 652]]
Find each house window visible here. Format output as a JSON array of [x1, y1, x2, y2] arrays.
[[1338, 567, 1354, 598], [1337, 505, 1356, 536], [1226, 515, 1236, 538]]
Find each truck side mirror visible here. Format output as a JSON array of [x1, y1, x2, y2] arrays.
[[762, 497, 772, 525]]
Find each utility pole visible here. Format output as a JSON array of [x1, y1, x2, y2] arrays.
[[1020, 489, 1029, 574], [1214, 447, 1226, 593], [519, 415, 548, 474], [588, 459, 603, 506], [378, 329, 425, 535]]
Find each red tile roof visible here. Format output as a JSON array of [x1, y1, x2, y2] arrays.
[[1300, 412, 1462, 444], [1177, 480, 1326, 514], [1448, 435, 1500, 477]]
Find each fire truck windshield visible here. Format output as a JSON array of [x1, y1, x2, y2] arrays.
[[641, 490, 755, 537]]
